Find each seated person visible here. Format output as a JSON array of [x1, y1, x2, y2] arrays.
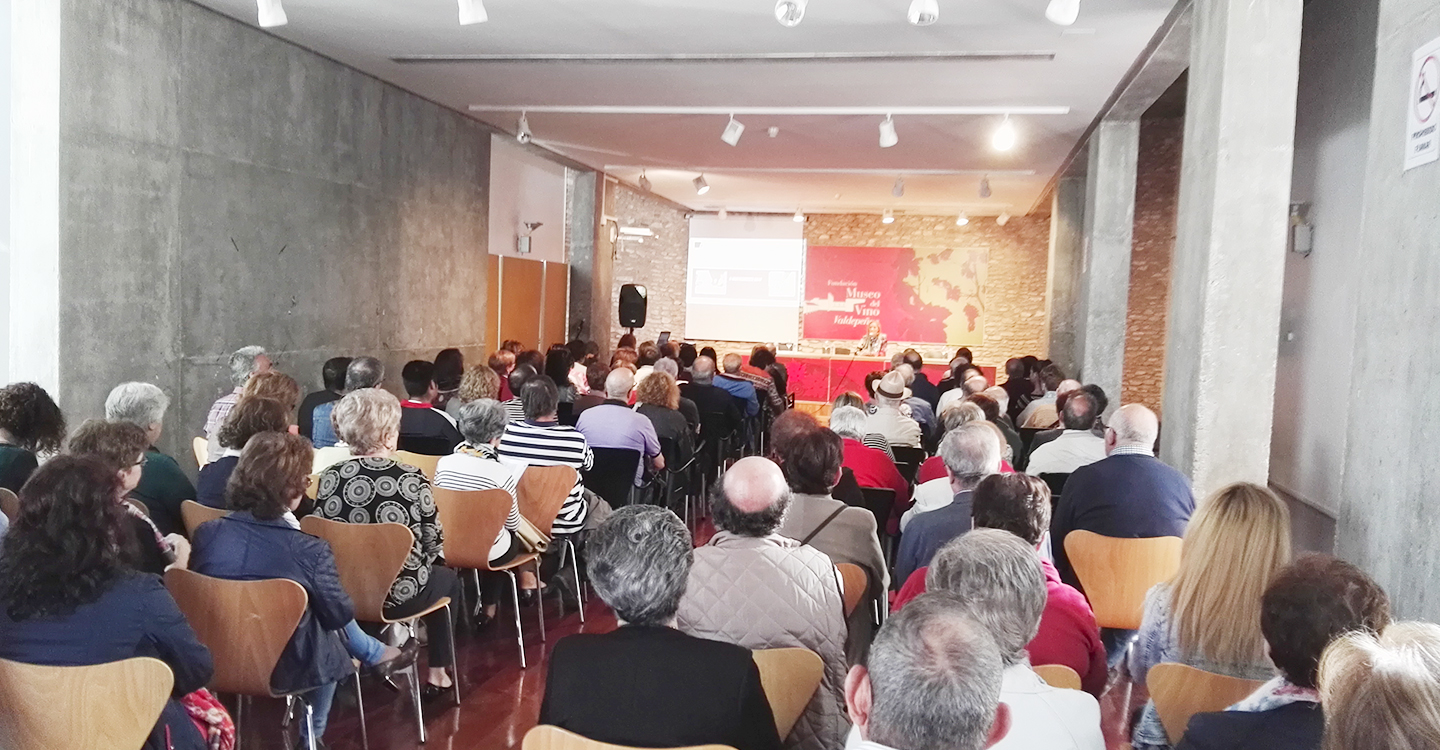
[[844, 593, 1010, 750], [914, 402, 986, 487], [0, 381, 65, 493], [196, 396, 290, 508], [1016, 365, 1067, 429], [446, 363, 502, 420], [105, 381, 196, 537], [1025, 391, 1106, 477], [1317, 621, 1440, 750], [677, 457, 850, 750], [831, 392, 894, 459], [398, 360, 464, 453], [573, 363, 609, 416], [1177, 555, 1391, 750], [313, 356, 384, 449], [917, 529, 1103, 749], [575, 368, 664, 484], [713, 354, 762, 418], [829, 405, 909, 533], [679, 356, 744, 439], [634, 370, 695, 472], [863, 372, 922, 449], [0, 456, 216, 750], [721, 352, 784, 416], [540, 506, 781, 750], [502, 364, 539, 422], [298, 356, 351, 440], [497, 377, 593, 538], [894, 423, 1001, 584]]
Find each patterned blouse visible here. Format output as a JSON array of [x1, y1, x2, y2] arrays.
[[314, 457, 444, 610]]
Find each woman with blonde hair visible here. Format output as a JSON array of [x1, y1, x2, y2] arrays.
[[241, 370, 302, 416], [1129, 482, 1292, 749], [447, 364, 502, 420], [1319, 622, 1440, 750], [634, 371, 693, 478]]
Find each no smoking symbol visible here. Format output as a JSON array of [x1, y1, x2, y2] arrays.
[[1419, 55, 1438, 123]]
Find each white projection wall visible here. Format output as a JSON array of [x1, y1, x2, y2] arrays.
[[685, 216, 804, 343]]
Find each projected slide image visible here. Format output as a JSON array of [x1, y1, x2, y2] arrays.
[[688, 269, 799, 306], [685, 234, 805, 343]]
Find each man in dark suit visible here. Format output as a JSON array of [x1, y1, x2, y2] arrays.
[[679, 356, 744, 438], [895, 423, 1001, 584], [902, 350, 940, 410], [539, 505, 781, 750], [398, 360, 463, 454]]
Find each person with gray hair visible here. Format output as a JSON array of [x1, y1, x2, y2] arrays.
[[342, 355, 385, 392], [844, 592, 1010, 750], [202, 345, 271, 456], [434, 399, 529, 625], [894, 422, 1001, 583], [831, 405, 911, 531], [920, 530, 1104, 750], [1024, 390, 1106, 477], [712, 353, 761, 418], [310, 355, 385, 449], [865, 370, 923, 449], [677, 457, 851, 750], [678, 356, 743, 443], [105, 382, 196, 537], [576, 367, 665, 485], [539, 505, 781, 750]]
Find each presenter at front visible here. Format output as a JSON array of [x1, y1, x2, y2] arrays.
[[857, 320, 888, 356]]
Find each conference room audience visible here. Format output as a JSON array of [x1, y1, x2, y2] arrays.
[[831, 392, 894, 458], [545, 345, 579, 403], [677, 457, 849, 750], [651, 358, 701, 429], [864, 371, 922, 449], [895, 423, 1000, 583], [503, 364, 539, 423], [314, 387, 461, 698], [574, 363, 609, 416], [829, 405, 909, 524], [773, 421, 888, 658], [680, 356, 744, 438], [433, 348, 465, 412], [728, 352, 785, 415], [0, 456, 216, 750], [891, 365, 937, 440], [399, 359, 464, 453], [203, 345, 270, 459], [917, 402, 985, 484], [1015, 363, 1066, 429], [0, 381, 66, 493], [540, 505, 782, 750], [1317, 621, 1440, 750], [497, 377, 593, 537], [1129, 482, 1292, 750], [104, 381, 195, 537], [1177, 555, 1391, 750], [843, 593, 1009, 750], [1030, 384, 1110, 458], [299, 356, 351, 440], [750, 345, 789, 397], [635, 371, 695, 469], [577, 368, 664, 484], [902, 406, 988, 529], [714, 354, 762, 418], [1001, 358, 1032, 422], [447, 363, 503, 420], [313, 355, 385, 449], [196, 396, 290, 508], [1025, 390, 1106, 476], [565, 339, 592, 394], [490, 349, 517, 401], [68, 420, 190, 576], [899, 350, 938, 409]]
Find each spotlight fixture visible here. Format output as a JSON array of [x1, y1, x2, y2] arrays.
[[768, 127, 781, 138], [793, 209, 806, 223], [907, 0, 939, 26], [956, 213, 969, 226], [992, 116, 1017, 151], [892, 177, 905, 198], [979, 176, 992, 199], [257, 0, 287, 27], [774, 0, 807, 27], [721, 115, 745, 147], [516, 112, 532, 144], [879, 115, 899, 148], [882, 209, 895, 224], [693, 174, 710, 195], [996, 212, 1012, 226], [1045, 0, 1081, 26], [638, 170, 651, 192], [458, 0, 488, 25], [719, 208, 728, 220]]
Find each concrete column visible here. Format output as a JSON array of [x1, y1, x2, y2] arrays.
[[1160, 0, 1303, 497], [567, 169, 598, 340], [1076, 119, 1140, 407], [1045, 176, 1084, 375]]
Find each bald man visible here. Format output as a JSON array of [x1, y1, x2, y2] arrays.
[[1049, 404, 1195, 663], [676, 457, 850, 750]]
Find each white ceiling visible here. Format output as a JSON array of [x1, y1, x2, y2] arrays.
[[188, 0, 1178, 216]]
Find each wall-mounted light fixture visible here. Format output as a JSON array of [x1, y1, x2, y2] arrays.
[[1289, 203, 1313, 257]]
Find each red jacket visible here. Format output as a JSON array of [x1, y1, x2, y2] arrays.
[[891, 557, 1106, 696], [841, 438, 911, 535]]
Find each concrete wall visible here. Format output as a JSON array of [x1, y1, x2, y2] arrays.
[[1332, 0, 1440, 619], [58, 0, 490, 464]]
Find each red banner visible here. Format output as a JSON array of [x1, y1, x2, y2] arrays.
[[803, 245, 978, 344]]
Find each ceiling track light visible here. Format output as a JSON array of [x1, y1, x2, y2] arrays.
[[892, 177, 905, 198], [992, 115, 1017, 151], [774, 0, 808, 27], [516, 111, 532, 144], [793, 209, 806, 223], [979, 176, 992, 199], [879, 115, 899, 148], [996, 212, 1012, 226], [693, 174, 710, 195], [257, 0, 287, 27], [458, 0, 488, 24], [956, 212, 969, 226], [1045, 0, 1081, 26], [882, 209, 895, 224], [907, 0, 939, 26], [719, 208, 728, 220], [721, 114, 745, 146], [638, 170, 651, 192]]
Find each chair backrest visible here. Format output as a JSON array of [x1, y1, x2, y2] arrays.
[[0, 656, 174, 750], [835, 563, 867, 617], [1148, 663, 1266, 744], [305, 472, 319, 500], [192, 436, 208, 467], [432, 487, 514, 569], [394, 449, 442, 479], [891, 446, 927, 485], [583, 448, 642, 508], [522, 725, 735, 750], [856, 487, 896, 537], [1064, 530, 1184, 629], [0, 487, 20, 521], [1037, 472, 1070, 498], [1033, 664, 1083, 691], [516, 465, 579, 537], [180, 499, 230, 537], [163, 569, 307, 697], [557, 401, 577, 427], [299, 516, 414, 623], [752, 647, 825, 739]]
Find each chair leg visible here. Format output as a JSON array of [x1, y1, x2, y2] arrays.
[[508, 570, 527, 668], [304, 698, 317, 750], [456, 567, 470, 631], [536, 558, 547, 642], [570, 539, 585, 624], [354, 667, 370, 750], [473, 569, 484, 617], [235, 694, 246, 750], [408, 658, 428, 744], [282, 695, 294, 728], [445, 601, 461, 705], [555, 542, 568, 620]]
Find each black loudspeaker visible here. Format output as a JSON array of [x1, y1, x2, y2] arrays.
[[619, 284, 648, 328]]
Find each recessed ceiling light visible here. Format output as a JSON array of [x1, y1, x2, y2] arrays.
[[257, 0, 287, 27], [458, 0, 488, 25], [992, 116, 1017, 151], [774, 0, 807, 27], [879, 115, 899, 148], [693, 174, 710, 195], [882, 209, 895, 224], [721, 115, 745, 146], [907, 0, 939, 26], [892, 177, 905, 198], [1046, 0, 1081, 26]]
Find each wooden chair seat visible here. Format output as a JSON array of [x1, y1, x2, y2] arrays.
[[752, 647, 824, 739], [180, 499, 230, 537], [523, 725, 735, 750], [1148, 663, 1266, 743], [1064, 530, 1183, 630], [835, 563, 867, 618], [1033, 664, 1083, 691], [393, 450, 441, 480], [192, 436, 208, 467], [0, 657, 174, 750]]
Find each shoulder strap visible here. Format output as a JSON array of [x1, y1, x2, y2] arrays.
[[800, 505, 849, 546]]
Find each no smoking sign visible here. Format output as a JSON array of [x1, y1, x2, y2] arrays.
[[1406, 37, 1440, 171]]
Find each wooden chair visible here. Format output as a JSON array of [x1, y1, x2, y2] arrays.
[[1064, 531, 1183, 630], [299, 516, 457, 742], [522, 725, 736, 750], [835, 563, 867, 618], [1148, 663, 1266, 744], [180, 499, 229, 536], [163, 569, 358, 750], [517, 464, 586, 612], [393, 450, 441, 480], [304, 473, 319, 501], [752, 648, 824, 740], [192, 436, 208, 467], [432, 487, 546, 667], [1033, 664, 1083, 691], [0, 657, 174, 750], [0, 487, 20, 521]]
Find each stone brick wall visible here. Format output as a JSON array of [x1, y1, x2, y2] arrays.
[[1123, 117, 1183, 412], [609, 185, 690, 347]]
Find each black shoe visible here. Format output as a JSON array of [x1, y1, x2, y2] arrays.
[[517, 589, 537, 607], [473, 610, 496, 629], [421, 682, 454, 703], [366, 637, 419, 681]]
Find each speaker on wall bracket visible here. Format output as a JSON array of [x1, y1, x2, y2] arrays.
[[619, 284, 648, 330]]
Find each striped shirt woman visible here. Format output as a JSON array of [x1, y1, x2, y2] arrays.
[[496, 420, 592, 536], [434, 442, 523, 561]]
